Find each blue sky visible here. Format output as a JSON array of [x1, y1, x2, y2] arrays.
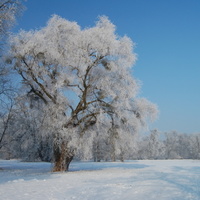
[[14, 0, 200, 134]]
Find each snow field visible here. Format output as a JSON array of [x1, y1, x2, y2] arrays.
[[0, 159, 200, 200]]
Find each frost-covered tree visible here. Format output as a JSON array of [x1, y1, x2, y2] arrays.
[[0, 0, 25, 150], [147, 129, 163, 159], [163, 131, 183, 159], [136, 129, 164, 159], [138, 129, 162, 159], [0, 63, 16, 150], [190, 134, 200, 159], [8, 15, 158, 171], [0, 0, 25, 50], [4, 95, 52, 161]]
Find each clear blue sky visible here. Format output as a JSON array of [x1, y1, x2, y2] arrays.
[[14, 0, 200, 134]]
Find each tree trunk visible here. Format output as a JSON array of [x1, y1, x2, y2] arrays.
[[52, 142, 73, 172], [93, 142, 101, 162], [120, 150, 124, 162]]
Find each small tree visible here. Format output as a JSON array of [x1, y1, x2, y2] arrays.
[[0, 0, 25, 50], [163, 131, 181, 159], [8, 15, 158, 171], [0, 0, 25, 152], [146, 129, 164, 159], [2, 95, 53, 161]]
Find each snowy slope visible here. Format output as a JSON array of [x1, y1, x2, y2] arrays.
[[0, 159, 200, 200]]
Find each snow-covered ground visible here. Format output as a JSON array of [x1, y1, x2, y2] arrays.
[[0, 159, 200, 200]]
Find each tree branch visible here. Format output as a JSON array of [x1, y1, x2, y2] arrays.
[[22, 58, 57, 104]]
